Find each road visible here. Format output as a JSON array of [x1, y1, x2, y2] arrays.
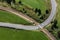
[[38, 0, 57, 28], [0, 0, 57, 30], [0, 22, 38, 30]]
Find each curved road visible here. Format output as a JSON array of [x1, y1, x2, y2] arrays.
[[38, 0, 57, 28], [0, 0, 57, 30]]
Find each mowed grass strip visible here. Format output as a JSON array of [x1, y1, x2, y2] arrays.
[[0, 27, 49, 40], [0, 10, 32, 25]]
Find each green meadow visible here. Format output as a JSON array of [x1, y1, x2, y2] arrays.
[[0, 27, 49, 40]]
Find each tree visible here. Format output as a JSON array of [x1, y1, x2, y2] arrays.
[[54, 19, 57, 25], [38, 9, 41, 16], [0, 0, 5, 2], [51, 24, 55, 30], [35, 8, 38, 13], [35, 8, 41, 16], [58, 31, 60, 38], [51, 19, 58, 30], [53, 19, 58, 28], [46, 10, 49, 14], [23, 8, 25, 11], [40, 15, 44, 19], [24, 11, 27, 13]]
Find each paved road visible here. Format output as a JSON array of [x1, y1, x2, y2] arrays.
[[0, 0, 57, 30]]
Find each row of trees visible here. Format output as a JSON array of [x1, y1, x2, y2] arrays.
[[34, 8, 49, 16]]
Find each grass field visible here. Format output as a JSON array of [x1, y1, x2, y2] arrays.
[[0, 10, 32, 25], [0, 27, 49, 40]]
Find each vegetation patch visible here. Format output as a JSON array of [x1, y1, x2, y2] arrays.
[[0, 0, 51, 23]]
